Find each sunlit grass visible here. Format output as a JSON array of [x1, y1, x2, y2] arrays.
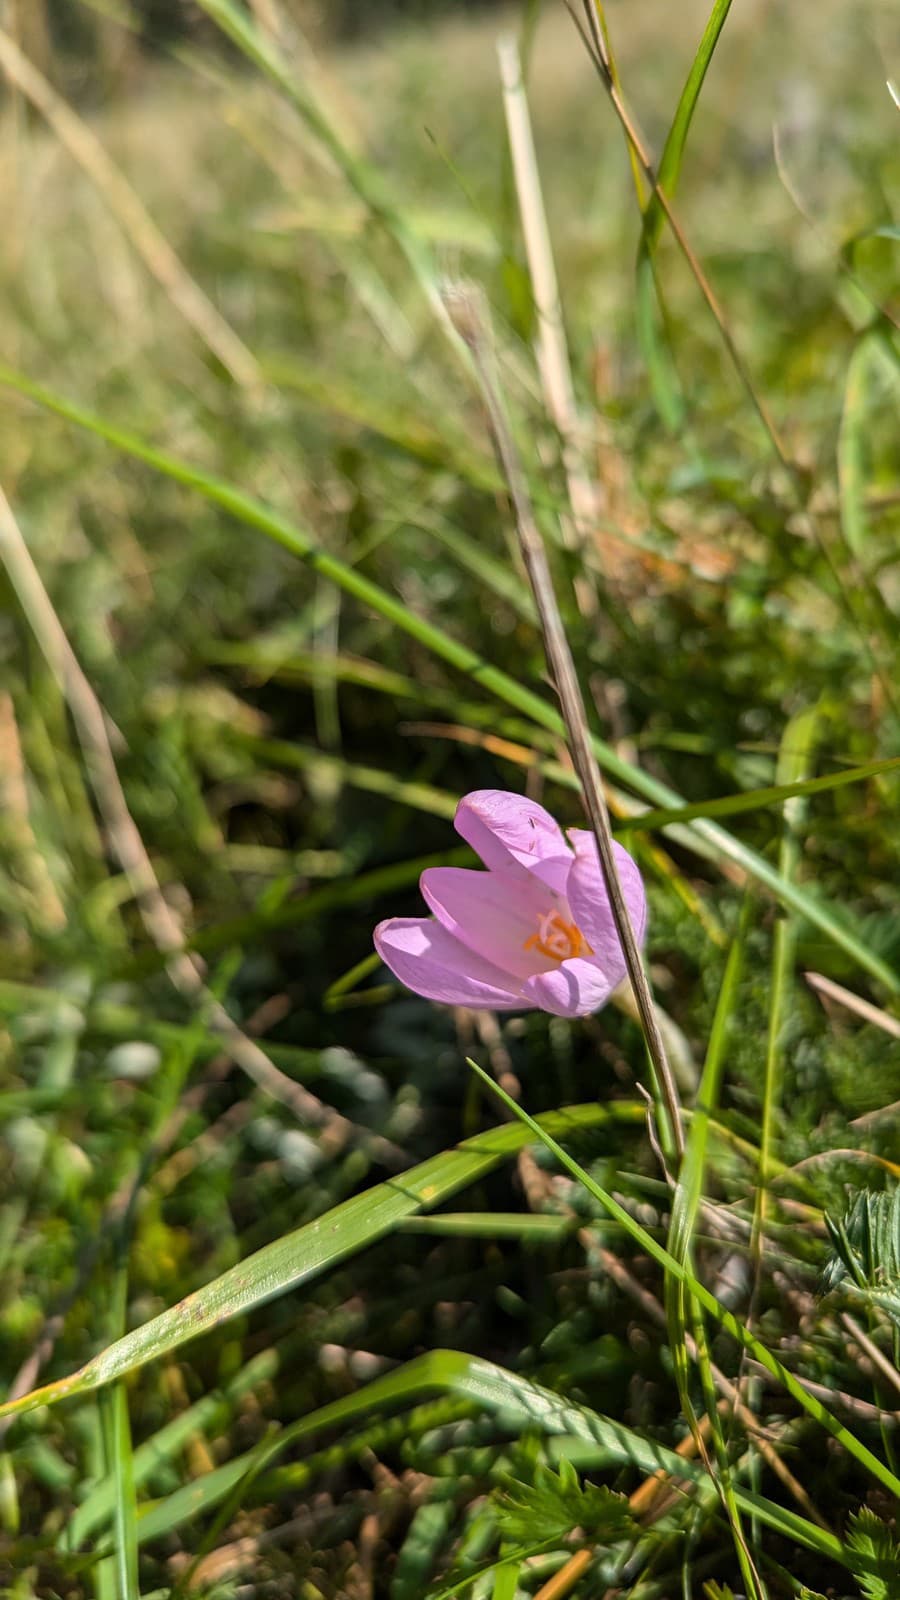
[[0, 0, 898, 1595]]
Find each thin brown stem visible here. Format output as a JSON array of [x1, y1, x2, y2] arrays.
[[841, 1312, 900, 1402], [498, 32, 599, 616], [444, 284, 684, 1161]]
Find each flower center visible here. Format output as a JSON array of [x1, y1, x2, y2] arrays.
[[524, 909, 592, 964]]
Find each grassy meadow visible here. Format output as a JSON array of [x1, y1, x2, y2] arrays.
[[0, 0, 899, 1594]]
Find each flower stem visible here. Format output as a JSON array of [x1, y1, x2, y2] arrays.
[[445, 283, 684, 1162]]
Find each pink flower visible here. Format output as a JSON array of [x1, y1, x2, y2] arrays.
[[374, 789, 646, 1019]]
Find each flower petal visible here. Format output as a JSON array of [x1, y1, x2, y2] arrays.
[[565, 831, 647, 981], [521, 958, 619, 1018], [374, 917, 523, 1009], [454, 790, 572, 894], [420, 866, 557, 981]]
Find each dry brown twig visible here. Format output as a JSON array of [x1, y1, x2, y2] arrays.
[[805, 969, 900, 1040], [840, 1312, 900, 1403]]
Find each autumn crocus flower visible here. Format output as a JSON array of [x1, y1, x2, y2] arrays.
[[374, 789, 646, 1019]]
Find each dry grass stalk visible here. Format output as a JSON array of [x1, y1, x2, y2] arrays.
[[497, 33, 599, 615], [805, 969, 900, 1040], [0, 688, 67, 932]]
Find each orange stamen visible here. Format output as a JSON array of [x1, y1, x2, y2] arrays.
[[524, 909, 592, 963]]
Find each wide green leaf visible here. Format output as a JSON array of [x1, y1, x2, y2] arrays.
[[77, 1350, 850, 1569], [0, 1104, 640, 1423]]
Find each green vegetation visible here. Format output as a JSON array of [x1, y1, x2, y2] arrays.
[[0, 0, 898, 1594]]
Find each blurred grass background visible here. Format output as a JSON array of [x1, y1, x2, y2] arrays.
[[0, 0, 898, 1593]]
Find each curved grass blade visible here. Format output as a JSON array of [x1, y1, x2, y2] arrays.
[[667, 908, 748, 1381], [757, 705, 820, 1205], [262, 357, 502, 496], [635, 258, 686, 431], [635, 0, 735, 428], [1, 362, 897, 993], [94, 1260, 140, 1597], [67, 1347, 280, 1552], [839, 336, 876, 558], [641, 0, 735, 260], [0, 1103, 641, 1423], [212, 651, 900, 844], [86, 1351, 848, 1569], [159, 847, 474, 965], [110, 1399, 470, 1557]]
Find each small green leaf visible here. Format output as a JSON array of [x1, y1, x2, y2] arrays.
[[847, 1506, 900, 1600], [494, 1459, 632, 1547], [824, 1189, 900, 1327]]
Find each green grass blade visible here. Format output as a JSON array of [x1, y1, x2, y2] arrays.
[[183, 847, 474, 962], [838, 336, 874, 557], [758, 706, 820, 1196], [1, 362, 897, 993], [667, 907, 749, 1365], [136, 1398, 470, 1557], [490, 1558, 527, 1600], [635, 257, 686, 430], [411, 512, 539, 623], [612, 756, 900, 833], [96, 1350, 847, 1567], [635, 0, 735, 428], [748, 707, 821, 1546], [68, 1348, 280, 1551], [262, 357, 501, 495], [642, 0, 736, 257], [665, 905, 759, 1595], [99, 1385, 140, 1600], [0, 1104, 641, 1422]]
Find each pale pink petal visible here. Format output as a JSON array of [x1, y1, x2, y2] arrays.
[[420, 866, 559, 981], [454, 790, 572, 894], [565, 831, 647, 978], [374, 917, 523, 1009], [521, 958, 619, 1018]]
